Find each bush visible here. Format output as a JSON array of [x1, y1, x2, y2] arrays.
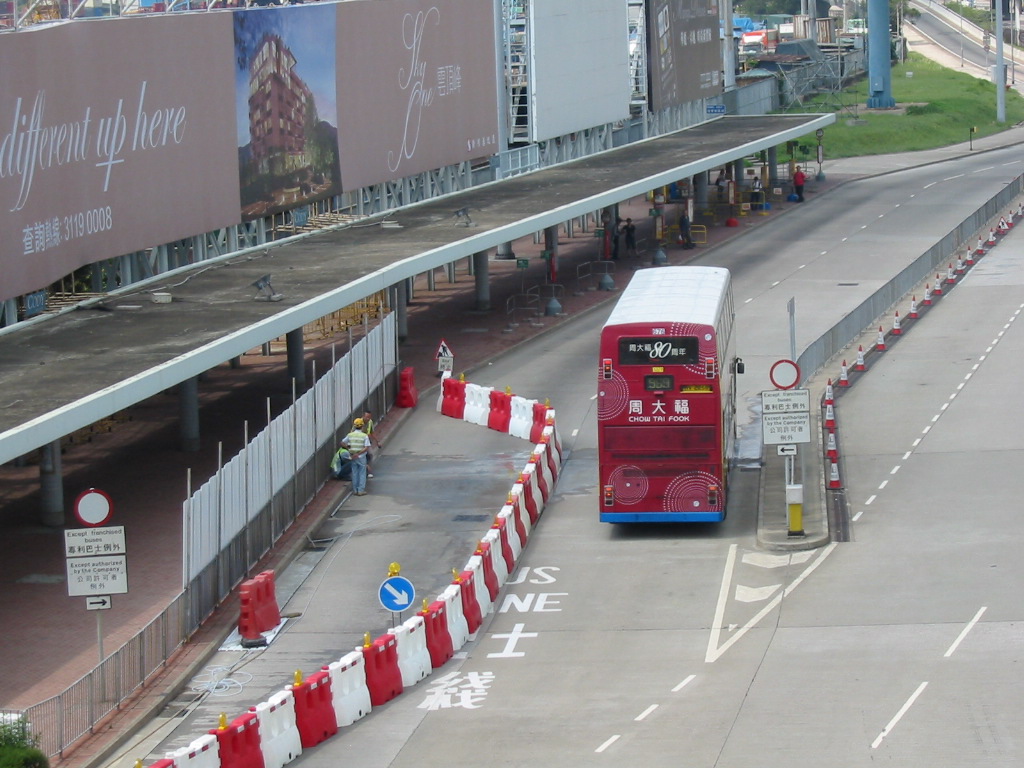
[[0, 747, 49, 768]]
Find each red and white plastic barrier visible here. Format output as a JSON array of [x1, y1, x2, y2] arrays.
[[361, 634, 404, 707], [288, 670, 338, 748], [455, 568, 484, 634], [324, 650, 371, 727], [473, 541, 500, 603], [509, 396, 536, 440], [480, 527, 509, 587], [165, 734, 219, 768], [463, 554, 493, 619], [391, 615, 432, 688], [487, 389, 513, 433], [496, 508, 523, 565], [251, 690, 301, 768], [210, 712, 265, 768], [462, 383, 492, 426], [419, 600, 455, 669], [439, 583, 470, 651]]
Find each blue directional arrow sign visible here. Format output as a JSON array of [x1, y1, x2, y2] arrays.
[[378, 575, 415, 612]]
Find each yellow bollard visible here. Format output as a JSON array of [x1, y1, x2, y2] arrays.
[[786, 484, 805, 537]]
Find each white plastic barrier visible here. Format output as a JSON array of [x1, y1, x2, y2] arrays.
[[508, 396, 535, 440], [463, 554, 492, 619], [166, 733, 220, 768], [481, 527, 509, 587], [497, 506, 523, 562], [252, 690, 302, 768], [391, 615, 432, 688], [460, 383, 485, 426], [520, 462, 546, 519], [435, 370, 453, 412], [440, 583, 470, 651], [325, 650, 372, 727]]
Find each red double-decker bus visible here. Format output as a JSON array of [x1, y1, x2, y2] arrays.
[[597, 266, 743, 523]]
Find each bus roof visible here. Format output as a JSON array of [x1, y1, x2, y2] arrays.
[[604, 267, 731, 330]]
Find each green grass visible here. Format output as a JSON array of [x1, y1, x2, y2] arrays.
[[788, 53, 1024, 159]]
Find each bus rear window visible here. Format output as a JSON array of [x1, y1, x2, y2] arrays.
[[618, 337, 699, 365], [603, 425, 717, 456]]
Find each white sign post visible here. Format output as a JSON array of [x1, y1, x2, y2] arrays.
[[762, 372, 811, 537]]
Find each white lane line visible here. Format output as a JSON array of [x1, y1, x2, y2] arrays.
[[771, 281, 781, 287], [872, 682, 929, 749], [931, 414, 940, 422], [590, 394, 597, 400], [595, 735, 620, 753], [672, 674, 696, 693], [944, 173, 965, 180], [842, 237, 849, 242], [972, 167, 994, 173], [922, 425, 931, 434], [571, 429, 579, 437], [878, 480, 888, 490], [705, 544, 737, 663], [944, 606, 987, 658], [972, 363, 980, 371], [940, 403, 950, 411], [956, 382, 966, 390], [852, 509, 864, 521], [878, 213, 885, 218], [890, 465, 900, 475], [745, 297, 754, 303], [706, 543, 838, 663], [902, 452, 912, 460], [865, 495, 877, 505], [798, 264, 806, 269], [912, 438, 921, 447], [923, 181, 937, 189], [635, 704, 658, 722]]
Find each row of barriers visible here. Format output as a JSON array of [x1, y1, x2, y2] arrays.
[[137, 378, 563, 768], [822, 201, 1024, 494]]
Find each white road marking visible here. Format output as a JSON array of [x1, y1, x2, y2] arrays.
[[745, 297, 754, 303], [852, 509, 864, 521], [706, 543, 837, 663], [741, 552, 792, 568], [912, 438, 921, 447], [902, 452, 911, 460], [634, 704, 658, 722], [735, 584, 781, 602], [890, 465, 900, 475], [671, 674, 696, 693], [571, 429, 579, 437], [865, 495, 876, 505], [944, 173, 965, 180], [771, 281, 781, 287], [590, 394, 597, 400], [595, 735, 620, 753], [923, 182, 936, 189], [878, 480, 888, 490], [872, 682, 929, 749], [922, 425, 931, 434], [944, 606, 987, 658]]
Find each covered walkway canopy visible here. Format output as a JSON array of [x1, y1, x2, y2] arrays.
[[0, 114, 833, 466]]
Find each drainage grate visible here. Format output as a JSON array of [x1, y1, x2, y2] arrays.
[[837, 282, 859, 286], [453, 514, 490, 522]]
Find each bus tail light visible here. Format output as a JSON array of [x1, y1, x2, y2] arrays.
[[704, 357, 718, 379], [708, 484, 720, 507], [603, 485, 615, 506], [601, 358, 613, 379]]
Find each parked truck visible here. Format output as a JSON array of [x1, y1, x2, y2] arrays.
[[739, 28, 779, 55]]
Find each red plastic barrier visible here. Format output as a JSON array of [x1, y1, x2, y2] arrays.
[[487, 390, 513, 433], [508, 493, 528, 547], [288, 670, 338, 748], [456, 570, 483, 634], [530, 452, 550, 501], [395, 366, 419, 408], [361, 633, 404, 706], [541, 434, 559, 481], [440, 377, 467, 419], [255, 571, 281, 632], [529, 401, 547, 443], [419, 600, 455, 668], [474, 541, 499, 602], [210, 711, 265, 768], [519, 471, 540, 524], [238, 579, 266, 647], [491, 517, 516, 574]]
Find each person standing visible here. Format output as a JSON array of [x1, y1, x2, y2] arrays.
[[362, 410, 379, 478], [678, 210, 695, 250], [750, 175, 764, 209], [622, 218, 637, 258], [714, 170, 727, 202], [342, 418, 370, 496], [793, 166, 806, 202]]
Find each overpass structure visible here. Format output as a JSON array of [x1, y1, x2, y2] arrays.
[[0, 114, 832, 474]]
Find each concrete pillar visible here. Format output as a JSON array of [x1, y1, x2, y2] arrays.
[[694, 173, 709, 209], [446, 261, 456, 283], [731, 159, 745, 191], [544, 226, 560, 283], [427, 268, 436, 291], [229, 356, 241, 369], [473, 251, 491, 311], [395, 281, 409, 341], [39, 440, 64, 528], [179, 377, 200, 452], [1, 298, 17, 328], [286, 329, 306, 390], [496, 241, 515, 260]]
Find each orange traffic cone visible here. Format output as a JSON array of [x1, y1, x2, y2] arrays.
[[909, 296, 919, 319], [824, 379, 834, 406], [828, 460, 841, 489], [826, 430, 839, 460], [839, 361, 850, 387], [892, 311, 902, 336], [824, 402, 836, 430], [875, 326, 886, 352], [855, 345, 866, 371]]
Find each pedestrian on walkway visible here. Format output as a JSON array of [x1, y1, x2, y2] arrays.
[[342, 418, 370, 495], [715, 170, 727, 202], [750, 175, 764, 209], [362, 410, 379, 478], [793, 166, 806, 202], [329, 446, 353, 481], [622, 218, 637, 258], [678, 209, 695, 250]]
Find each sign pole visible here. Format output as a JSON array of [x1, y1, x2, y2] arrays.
[[97, 610, 104, 666]]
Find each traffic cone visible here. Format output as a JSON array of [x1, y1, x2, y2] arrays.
[[955, 255, 965, 275], [892, 311, 902, 335], [1018, 202, 1023, 220], [933, 274, 944, 296], [828, 460, 841, 489], [945, 263, 956, 285], [826, 430, 839, 460], [909, 296, 919, 318], [839, 361, 850, 387], [824, 379, 834, 406], [986, 229, 997, 245], [1006, 212, 1015, 229], [855, 345, 866, 371], [824, 402, 836, 430], [922, 285, 932, 306], [875, 326, 886, 351], [975, 237, 986, 256], [965, 248, 975, 267]]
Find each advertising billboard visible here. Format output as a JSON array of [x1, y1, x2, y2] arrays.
[[0, 15, 241, 303], [528, 0, 630, 142], [335, 0, 500, 192], [646, 0, 722, 111]]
